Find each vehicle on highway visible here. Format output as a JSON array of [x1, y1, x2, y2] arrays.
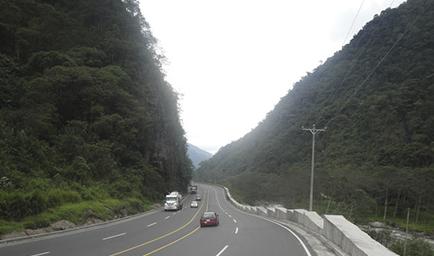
[[171, 191, 182, 201], [189, 185, 198, 194], [195, 195, 201, 201], [200, 211, 219, 227], [164, 191, 183, 211], [190, 200, 198, 208]]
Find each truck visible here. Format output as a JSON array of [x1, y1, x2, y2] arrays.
[[190, 185, 198, 194], [164, 191, 183, 211]]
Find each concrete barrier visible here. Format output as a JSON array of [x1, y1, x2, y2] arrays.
[[250, 206, 257, 214], [302, 211, 324, 234], [275, 207, 287, 219], [323, 215, 398, 256], [221, 186, 397, 256], [286, 209, 295, 221], [292, 209, 308, 223], [266, 207, 276, 218], [256, 206, 268, 216]]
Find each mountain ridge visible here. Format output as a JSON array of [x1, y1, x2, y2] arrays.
[[197, 0, 434, 222], [187, 143, 212, 169]]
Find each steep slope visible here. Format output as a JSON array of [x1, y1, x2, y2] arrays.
[[187, 143, 212, 169], [0, 0, 191, 233], [197, 0, 434, 221]]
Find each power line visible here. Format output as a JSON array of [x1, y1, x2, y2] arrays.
[[304, 0, 368, 84], [329, 0, 402, 109], [342, 0, 366, 45], [324, 1, 426, 128]]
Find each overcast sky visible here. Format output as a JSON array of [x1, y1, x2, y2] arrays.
[[139, 0, 406, 154]]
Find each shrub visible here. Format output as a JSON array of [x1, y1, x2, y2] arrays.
[[391, 239, 434, 256], [0, 190, 48, 219], [46, 189, 81, 208]]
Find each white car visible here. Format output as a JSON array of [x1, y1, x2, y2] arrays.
[[190, 200, 198, 208]]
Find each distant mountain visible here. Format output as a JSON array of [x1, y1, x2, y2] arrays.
[[197, 0, 434, 222], [188, 144, 212, 169]]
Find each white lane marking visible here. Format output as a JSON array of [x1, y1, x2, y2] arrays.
[[264, 218, 312, 256], [165, 216, 170, 220], [235, 227, 239, 234], [216, 245, 229, 256], [102, 232, 126, 241], [213, 187, 312, 256], [233, 219, 237, 223], [147, 222, 157, 227], [228, 214, 232, 218], [30, 252, 50, 256]]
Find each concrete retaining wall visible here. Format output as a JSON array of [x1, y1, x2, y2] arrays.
[[275, 207, 287, 219], [323, 215, 398, 256], [267, 207, 276, 218], [222, 186, 398, 256], [302, 211, 324, 234]]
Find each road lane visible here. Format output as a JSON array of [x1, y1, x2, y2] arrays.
[[114, 190, 210, 256], [0, 190, 207, 256], [0, 185, 313, 256], [152, 184, 312, 256]]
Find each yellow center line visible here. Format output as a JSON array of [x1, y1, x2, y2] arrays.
[[142, 190, 210, 256], [143, 226, 200, 256], [109, 190, 208, 256]]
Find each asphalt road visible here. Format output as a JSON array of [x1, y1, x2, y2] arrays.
[[0, 184, 313, 256]]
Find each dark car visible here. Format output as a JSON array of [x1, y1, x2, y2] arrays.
[[196, 195, 201, 201], [200, 211, 219, 227]]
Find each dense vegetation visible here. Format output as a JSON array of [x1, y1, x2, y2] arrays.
[[197, 0, 434, 234], [0, 0, 192, 235]]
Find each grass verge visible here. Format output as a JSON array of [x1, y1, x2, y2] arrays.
[[0, 197, 151, 237]]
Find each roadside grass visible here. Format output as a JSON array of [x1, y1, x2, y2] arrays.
[[368, 214, 434, 235], [0, 198, 152, 237], [313, 199, 434, 235]]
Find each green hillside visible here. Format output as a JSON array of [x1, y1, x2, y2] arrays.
[[197, 0, 434, 228], [0, 0, 191, 235]]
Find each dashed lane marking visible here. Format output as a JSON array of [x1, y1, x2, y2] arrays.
[[235, 227, 239, 234], [213, 187, 312, 256], [30, 252, 50, 256], [216, 245, 229, 256], [109, 191, 208, 256], [141, 191, 210, 256], [147, 222, 157, 227], [102, 233, 126, 241]]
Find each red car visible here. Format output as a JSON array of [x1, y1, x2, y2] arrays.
[[200, 212, 219, 227]]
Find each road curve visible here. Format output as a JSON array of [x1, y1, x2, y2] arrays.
[[0, 184, 313, 256]]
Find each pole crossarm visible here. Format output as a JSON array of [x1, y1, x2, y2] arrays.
[[302, 124, 327, 134], [301, 124, 327, 211]]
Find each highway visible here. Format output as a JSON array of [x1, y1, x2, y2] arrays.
[[0, 184, 313, 256]]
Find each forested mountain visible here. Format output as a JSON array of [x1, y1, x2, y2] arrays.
[[187, 143, 212, 169], [0, 0, 191, 233], [197, 0, 434, 224]]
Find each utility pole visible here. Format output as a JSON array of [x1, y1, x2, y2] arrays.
[[404, 208, 410, 256], [302, 124, 327, 211]]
